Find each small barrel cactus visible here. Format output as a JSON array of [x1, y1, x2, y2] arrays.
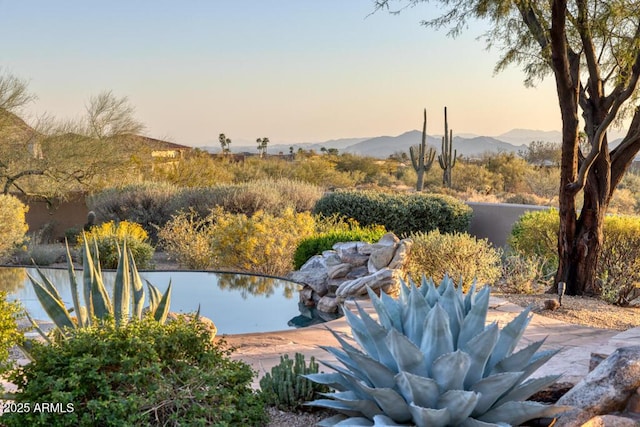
[[305, 275, 569, 426]]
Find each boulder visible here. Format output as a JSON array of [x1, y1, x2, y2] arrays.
[[327, 262, 354, 280], [336, 268, 401, 301], [333, 242, 362, 257], [387, 239, 413, 270], [340, 252, 369, 267], [346, 265, 369, 279], [368, 245, 397, 272], [317, 296, 339, 313], [288, 268, 328, 296], [556, 346, 640, 427], [581, 415, 639, 427], [356, 243, 375, 255], [377, 232, 400, 246]]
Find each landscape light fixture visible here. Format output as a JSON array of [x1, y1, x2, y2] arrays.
[[558, 282, 566, 306]]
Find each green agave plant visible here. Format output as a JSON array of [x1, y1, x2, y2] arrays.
[[306, 275, 569, 426], [25, 235, 172, 343]]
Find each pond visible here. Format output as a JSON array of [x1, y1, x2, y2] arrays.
[[0, 267, 340, 335]]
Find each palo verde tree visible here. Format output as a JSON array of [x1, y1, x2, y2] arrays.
[[374, 0, 640, 295], [0, 73, 144, 198]]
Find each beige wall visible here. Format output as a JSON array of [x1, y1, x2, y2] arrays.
[[466, 202, 551, 248], [19, 194, 88, 242]]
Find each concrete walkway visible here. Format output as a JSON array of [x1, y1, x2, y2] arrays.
[[223, 297, 640, 388]]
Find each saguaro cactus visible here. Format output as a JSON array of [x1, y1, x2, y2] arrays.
[[438, 106, 456, 187], [409, 108, 436, 191]]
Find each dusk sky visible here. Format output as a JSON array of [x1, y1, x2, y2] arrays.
[[1, 1, 561, 146]]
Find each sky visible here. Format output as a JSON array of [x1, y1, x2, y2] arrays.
[[0, 0, 562, 147]]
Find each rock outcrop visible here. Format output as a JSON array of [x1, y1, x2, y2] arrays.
[[288, 233, 412, 313]]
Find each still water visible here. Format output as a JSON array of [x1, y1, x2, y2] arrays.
[[0, 267, 335, 335]]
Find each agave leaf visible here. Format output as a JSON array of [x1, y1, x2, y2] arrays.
[[90, 263, 112, 320], [33, 266, 65, 307], [307, 398, 382, 419], [403, 284, 431, 345], [319, 359, 374, 394], [517, 348, 562, 382], [380, 291, 403, 332], [317, 414, 349, 426], [304, 372, 351, 391], [64, 241, 86, 328], [128, 250, 145, 319], [424, 277, 440, 306], [146, 279, 161, 312], [327, 328, 364, 358], [372, 414, 408, 426], [470, 372, 522, 416], [28, 274, 75, 333], [492, 375, 562, 408], [398, 277, 411, 306], [335, 417, 374, 426], [407, 403, 450, 427], [358, 383, 412, 423], [439, 283, 464, 345], [420, 304, 454, 372], [23, 311, 51, 345], [345, 349, 397, 389], [432, 350, 470, 392], [463, 281, 478, 314], [366, 287, 396, 332], [395, 371, 439, 409], [460, 419, 509, 427], [478, 401, 570, 426], [485, 309, 532, 376], [386, 329, 429, 377], [457, 285, 491, 349], [463, 323, 499, 388], [437, 390, 479, 425], [82, 236, 95, 319], [113, 241, 131, 326], [354, 301, 396, 371], [152, 281, 172, 323], [437, 275, 450, 295], [492, 338, 546, 374]]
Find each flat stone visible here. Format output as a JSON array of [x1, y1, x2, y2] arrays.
[[356, 243, 375, 255], [288, 269, 328, 296], [346, 265, 369, 279], [327, 263, 353, 280], [339, 252, 369, 267], [387, 239, 412, 269], [336, 268, 401, 301], [333, 242, 361, 256], [368, 245, 397, 272]]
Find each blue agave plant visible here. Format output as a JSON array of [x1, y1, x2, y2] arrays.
[[306, 275, 568, 426]]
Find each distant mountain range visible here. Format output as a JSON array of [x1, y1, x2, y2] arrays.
[[202, 128, 569, 159]]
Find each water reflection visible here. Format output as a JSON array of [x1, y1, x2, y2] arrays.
[[0, 267, 27, 294], [216, 273, 297, 299]]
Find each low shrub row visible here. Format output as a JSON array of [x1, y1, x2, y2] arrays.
[[313, 190, 472, 236], [509, 209, 640, 304]]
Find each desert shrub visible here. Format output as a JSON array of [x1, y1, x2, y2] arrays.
[[448, 162, 499, 194], [157, 210, 215, 269], [509, 210, 640, 304], [150, 151, 235, 187], [159, 207, 316, 275], [498, 253, 551, 294], [87, 182, 179, 242], [293, 221, 387, 270], [404, 230, 502, 290], [208, 208, 316, 276], [598, 215, 640, 305], [80, 220, 154, 269], [259, 353, 329, 411], [504, 193, 541, 205], [0, 194, 28, 261], [0, 292, 23, 384], [313, 190, 472, 236], [3, 316, 266, 426], [290, 157, 363, 188], [13, 243, 67, 266]]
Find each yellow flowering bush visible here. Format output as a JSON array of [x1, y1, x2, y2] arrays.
[[158, 211, 215, 269], [0, 195, 28, 261], [80, 220, 154, 269]]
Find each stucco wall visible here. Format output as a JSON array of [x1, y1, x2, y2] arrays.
[[466, 202, 551, 248], [19, 194, 88, 242]]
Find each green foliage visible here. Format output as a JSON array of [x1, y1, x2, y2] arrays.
[[0, 194, 28, 261], [484, 152, 530, 193], [0, 292, 23, 383], [159, 207, 316, 275], [405, 230, 502, 290], [306, 276, 566, 425], [80, 220, 154, 269], [3, 316, 266, 426], [313, 190, 472, 236], [293, 221, 387, 270], [509, 210, 640, 304], [27, 237, 172, 341], [259, 353, 329, 411]]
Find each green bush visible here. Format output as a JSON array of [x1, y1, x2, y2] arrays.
[[259, 353, 329, 411], [293, 222, 387, 270], [157, 210, 216, 269], [80, 220, 154, 269], [509, 210, 640, 304], [0, 291, 23, 385], [313, 190, 472, 236], [405, 230, 502, 290], [0, 194, 29, 261], [3, 317, 266, 426]]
